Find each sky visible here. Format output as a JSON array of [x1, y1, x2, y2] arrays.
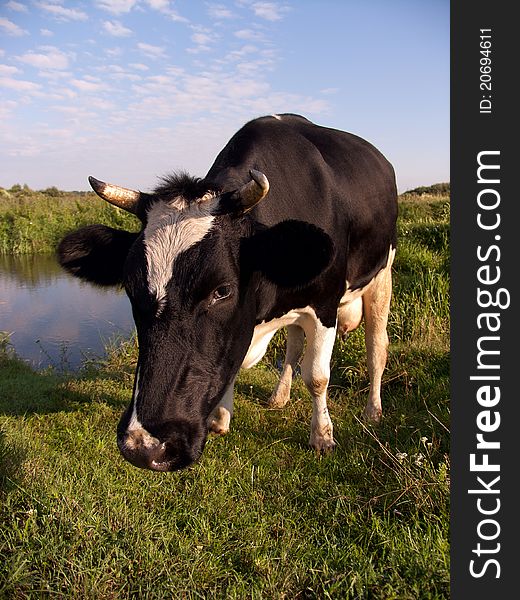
[[0, 0, 449, 193]]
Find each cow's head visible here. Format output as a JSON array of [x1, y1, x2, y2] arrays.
[[58, 171, 333, 471]]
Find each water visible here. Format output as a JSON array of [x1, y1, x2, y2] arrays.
[[0, 254, 134, 370]]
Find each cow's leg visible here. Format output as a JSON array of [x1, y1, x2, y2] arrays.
[[207, 378, 235, 435], [267, 325, 305, 408], [207, 326, 278, 435], [241, 328, 278, 370], [300, 317, 337, 453], [362, 250, 395, 423]]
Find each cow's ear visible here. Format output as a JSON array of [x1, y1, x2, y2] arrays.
[[57, 225, 139, 286], [245, 220, 334, 288]]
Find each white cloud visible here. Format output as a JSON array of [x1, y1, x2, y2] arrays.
[[0, 16, 28, 36], [130, 63, 149, 71], [6, 1, 29, 12], [234, 29, 265, 41], [37, 69, 72, 80], [164, 8, 189, 23], [36, 2, 88, 21], [0, 100, 18, 120], [89, 98, 116, 111], [103, 20, 133, 37], [144, 0, 169, 10], [251, 2, 290, 21], [17, 47, 70, 70], [207, 4, 236, 19], [192, 32, 213, 46], [40, 28, 54, 37], [0, 64, 21, 76], [105, 47, 124, 57], [0, 76, 41, 92], [96, 0, 138, 14], [143, 0, 189, 22], [137, 42, 167, 59], [97, 64, 142, 81], [187, 27, 218, 54], [320, 87, 339, 95], [227, 45, 259, 60], [71, 78, 107, 92]]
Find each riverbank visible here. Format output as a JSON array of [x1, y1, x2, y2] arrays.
[[0, 188, 450, 597]]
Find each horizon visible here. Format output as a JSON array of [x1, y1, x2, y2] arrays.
[[0, 1, 449, 193]]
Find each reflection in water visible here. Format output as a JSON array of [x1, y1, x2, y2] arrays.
[[0, 253, 133, 370]]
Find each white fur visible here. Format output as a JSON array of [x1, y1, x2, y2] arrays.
[[124, 368, 161, 450], [144, 198, 216, 305]]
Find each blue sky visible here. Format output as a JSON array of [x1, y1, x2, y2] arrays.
[[0, 0, 449, 192]]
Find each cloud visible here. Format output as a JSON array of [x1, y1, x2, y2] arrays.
[[130, 63, 149, 71], [227, 44, 259, 60], [6, 1, 28, 12], [0, 64, 21, 76], [36, 2, 88, 21], [71, 78, 107, 92], [187, 29, 217, 54], [95, 0, 138, 14], [143, 0, 189, 22], [144, 0, 169, 10], [17, 47, 70, 70], [105, 47, 124, 57], [207, 4, 237, 19], [234, 29, 265, 41], [251, 2, 290, 21], [40, 28, 54, 37], [137, 42, 167, 59], [191, 32, 214, 46], [103, 20, 133, 37], [0, 76, 41, 92], [0, 16, 28, 36], [96, 64, 142, 82]]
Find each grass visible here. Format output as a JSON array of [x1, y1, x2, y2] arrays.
[[0, 190, 450, 598], [0, 185, 140, 254]]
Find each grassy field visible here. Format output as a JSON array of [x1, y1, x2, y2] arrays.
[[0, 185, 140, 254], [0, 188, 450, 598]]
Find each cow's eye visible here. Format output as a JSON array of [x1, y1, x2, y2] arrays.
[[210, 284, 232, 306]]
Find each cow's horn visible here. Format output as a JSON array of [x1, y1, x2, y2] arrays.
[[88, 176, 140, 214], [234, 169, 270, 213]]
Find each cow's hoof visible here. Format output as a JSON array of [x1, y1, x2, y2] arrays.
[[209, 422, 229, 436], [309, 435, 336, 456], [362, 405, 382, 424], [267, 388, 290, 409], [207, 407, 231, 435]]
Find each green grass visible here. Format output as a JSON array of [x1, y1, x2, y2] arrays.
[[0, 192, 450, 598], [0, 186, 140, 254]]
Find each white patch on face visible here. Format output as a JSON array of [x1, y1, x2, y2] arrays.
[[144, 196, 216, 305], [271, 114, 282, 120], [128, 368, 141, 431], [124, 368, 161, 450]]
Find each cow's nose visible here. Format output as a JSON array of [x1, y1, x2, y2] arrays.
[[117, 432, 175, 471]]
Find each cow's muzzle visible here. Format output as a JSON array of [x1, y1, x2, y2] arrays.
[[117, 420, 206, 472]]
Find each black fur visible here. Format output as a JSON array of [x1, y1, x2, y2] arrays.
[[57, 225, 138, 286], [245, 220, 334, 289], [153, 171, 215, 204]]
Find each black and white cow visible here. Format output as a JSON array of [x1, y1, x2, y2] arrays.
[[58, 114, 397, 472]]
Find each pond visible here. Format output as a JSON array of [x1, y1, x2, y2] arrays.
[[0, 254, 134, 371]]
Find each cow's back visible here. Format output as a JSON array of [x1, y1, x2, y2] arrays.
[[205, 114, 397, 292]]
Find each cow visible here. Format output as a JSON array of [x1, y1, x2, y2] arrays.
[[58, 114, 397, 472]]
